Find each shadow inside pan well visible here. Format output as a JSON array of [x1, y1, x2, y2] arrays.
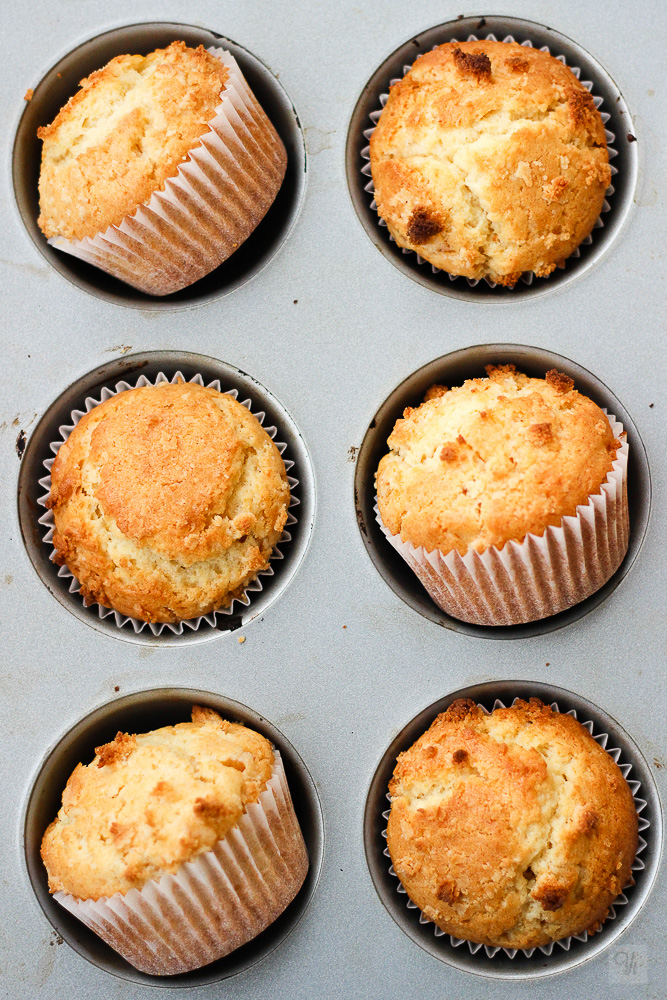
[[17, 351, 315, 645], [13, 22, 306, 309], [354, 344, 651, 639], [23, 688, 324, 987], [364, 679, 662, 980], [346, 14, 638, 301]]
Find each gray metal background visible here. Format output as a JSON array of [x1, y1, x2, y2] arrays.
[[1, 1, 664, 998]]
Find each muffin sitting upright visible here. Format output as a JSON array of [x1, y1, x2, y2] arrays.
[[370, 41, 611, 285], [376, 365, 628, 625], [46, 381, 290, 623], [37, 41, 287, 294], [42, 706, 309, 975], [387, 698, 638, 950]]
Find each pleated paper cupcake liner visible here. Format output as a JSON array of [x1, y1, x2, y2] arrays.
[[37, 370, 300, 636], [54, 751, 309, 976], [48, 47, 287, 296], [382, 698, 649, 960], [360, 31, 617, 288], [376, 411, 628, 626]]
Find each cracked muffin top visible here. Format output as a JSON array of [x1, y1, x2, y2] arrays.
[[37, 42, 228, 241], [369, 41, 611, 285], [387, 698, 638, 949], [376, 365, 619, 555], [41, 706, 274, 900], [47, 381, 290, 622]]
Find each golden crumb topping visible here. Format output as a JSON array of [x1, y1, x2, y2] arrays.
[[41, 707, 274, 900], [387, 698, 638, 949], [376, 365, 619, 554], [370, 41, 611, 283], [37, 42, 228, 240]]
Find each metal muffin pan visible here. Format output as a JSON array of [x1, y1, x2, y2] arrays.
[[17, 351, 315, 645], [12, 21, 307, 310], [346, 14, 638, 301], [2, 4, 665, 999], [364, 680, 662, 980], [22, 687, 324, 987], [355, 343, 650, 639]]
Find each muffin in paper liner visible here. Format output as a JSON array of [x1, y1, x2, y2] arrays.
[[47, 47, 287, 296], [381, 698, 650, 961], [376, 410, 628, 626], [53, 751, 309, 976], [360, 31, 617, 289], [37, 370, 299, 636]]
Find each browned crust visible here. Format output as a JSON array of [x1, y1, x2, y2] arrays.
[[369, 41, 611, 283], [452, 46, 492, 80], [376, 366, 620, 555], [387, 698, 638, 949], [47, 383, 290, 623]]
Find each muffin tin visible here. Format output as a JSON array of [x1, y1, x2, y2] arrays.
[[4, 5, 665, 1000], [17, 351, 315, 645], [364, 680, 661, 980], [12, 22, 306, 309], [346, 14, 638, 300], [355, 343, 651, 639], [23, 687, 324, 986]]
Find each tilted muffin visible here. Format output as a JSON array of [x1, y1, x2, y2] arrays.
[[42, 706, 309, 974], [387, 698, 638, 949], [37, 43, 229, 241], [370, 41, 611, 285], [376, 364, 628, 625], [36, 42, 287, 294], [47, 382, 290, 623], [42, 706, 274, 899]]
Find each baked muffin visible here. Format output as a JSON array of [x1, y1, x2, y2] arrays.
[[376, 365, 628, 625], [37, 42, 287, 294], [47, 382, 290, 623], [370, 41, 611, 285], [42, 706, 309, 974], [387, 698, 638, 949]]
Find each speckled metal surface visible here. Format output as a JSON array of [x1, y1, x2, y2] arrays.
[[1, 2, 665, 999]]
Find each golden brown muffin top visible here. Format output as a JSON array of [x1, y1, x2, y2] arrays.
[[47, 382, 290, 622], [370, 41, 611, 284], [37, 42, 228, 240], [376, 365, 619, 554], [387, 698, 638, 949], [41, 707, 274, 900]]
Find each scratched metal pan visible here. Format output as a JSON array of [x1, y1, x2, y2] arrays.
[[2, 5, 665, 1000]]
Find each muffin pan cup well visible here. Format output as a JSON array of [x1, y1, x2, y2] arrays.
[[22, 687, 324, 988], [364, 680, 662, 981], [354, 343, 650, 640], [17, 352, 315, 645], [12, 22, 306, 309], [346, 15, 638, 301]]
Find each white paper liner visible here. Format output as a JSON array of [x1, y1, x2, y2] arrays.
[[382, 698, 650, 960], [54, 752, 308, 976], [48, 47, 287, 296], [361, 32, 617, 288], [37, 370, 300, 636], [376, 410, 628, 626]]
